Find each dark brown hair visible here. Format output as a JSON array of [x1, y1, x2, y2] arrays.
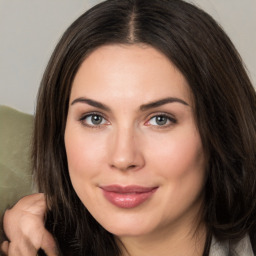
[[33, 0, 256, 255]]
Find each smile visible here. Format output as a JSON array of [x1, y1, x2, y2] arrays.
[[100, 185, 158, 209]]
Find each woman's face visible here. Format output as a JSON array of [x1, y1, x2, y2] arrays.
[[65, 44, 206, 238]]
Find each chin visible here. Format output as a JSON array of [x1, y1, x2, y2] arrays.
[[106, 226, 151, 237], [96, 214, 157, 237]]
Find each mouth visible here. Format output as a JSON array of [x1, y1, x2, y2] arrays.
[[100, 185, 158, 209]]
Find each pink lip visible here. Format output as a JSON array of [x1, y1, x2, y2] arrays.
[[100, 185, 158, 209]]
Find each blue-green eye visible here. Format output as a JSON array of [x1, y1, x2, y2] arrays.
[[147, 114, 176, 126], [80, 114, 108, 126]]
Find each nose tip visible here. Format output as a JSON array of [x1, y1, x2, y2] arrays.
[[109, 129, 144, 172], [110, 146, 142, 171]]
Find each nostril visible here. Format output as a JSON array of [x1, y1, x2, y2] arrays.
[[127, 164, 137, 170], [110, 163, 138, 171]]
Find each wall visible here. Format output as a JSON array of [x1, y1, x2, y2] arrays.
[[0, 0, 255, 114]]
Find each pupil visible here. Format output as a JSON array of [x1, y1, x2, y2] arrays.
[[92, 115, 102, 125], [156, 116, 167, 125]]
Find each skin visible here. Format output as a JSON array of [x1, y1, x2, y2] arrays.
[[1, 194, 57, 256], [65, 44, 207, 256]]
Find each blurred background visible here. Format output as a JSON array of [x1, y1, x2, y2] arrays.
[[0, 0, 255, 114]]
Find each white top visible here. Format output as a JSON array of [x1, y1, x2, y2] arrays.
[[209, 234, 254, 256]]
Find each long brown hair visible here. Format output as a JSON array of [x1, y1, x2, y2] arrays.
[[33, 0, 256, 255]]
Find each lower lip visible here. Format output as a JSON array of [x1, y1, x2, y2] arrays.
[[102, 188, 157, 209]]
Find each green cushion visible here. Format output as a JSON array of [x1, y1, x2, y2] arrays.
[[0, 105, 34, 215]]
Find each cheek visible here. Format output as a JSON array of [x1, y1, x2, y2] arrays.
[[64, 128, 107, 181], [146, 128, 206, 219], [146, 127, 205, 179]]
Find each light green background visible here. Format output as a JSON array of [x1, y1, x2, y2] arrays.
[[0, 106, 33, 215]]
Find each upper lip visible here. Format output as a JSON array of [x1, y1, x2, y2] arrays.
[[100, 185, 158, 193]]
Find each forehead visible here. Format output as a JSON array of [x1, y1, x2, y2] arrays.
[[70, 44, 192, 107]]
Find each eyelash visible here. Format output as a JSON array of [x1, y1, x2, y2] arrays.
[[79, 112, 177, 129]]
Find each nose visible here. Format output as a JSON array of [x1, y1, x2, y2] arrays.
[[108, 127, 145, 172]]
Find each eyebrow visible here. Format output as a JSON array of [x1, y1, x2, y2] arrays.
[[140, 97, 189, 111], [71, 96, 189, 112], [71, 97, 111, 111]]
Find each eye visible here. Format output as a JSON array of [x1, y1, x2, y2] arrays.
[[80, 113, 109, 127], [145, 114, 176, 127]]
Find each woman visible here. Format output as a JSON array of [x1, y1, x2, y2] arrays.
[[1, 0, 256, 255]]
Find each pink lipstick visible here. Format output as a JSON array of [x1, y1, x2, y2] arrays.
[[100, 185, 158, 208]]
